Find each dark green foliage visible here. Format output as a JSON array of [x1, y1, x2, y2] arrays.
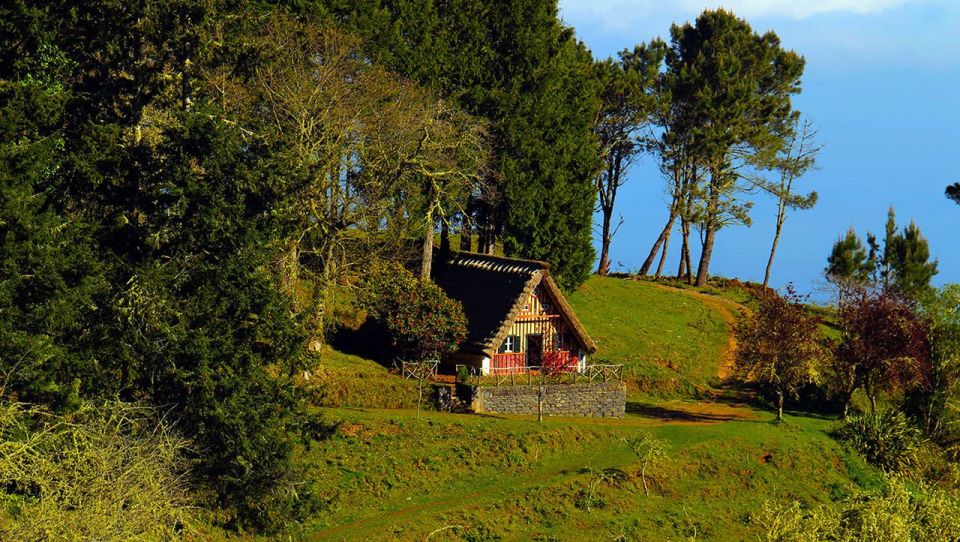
[[0, 1, 312, 530], [825, 228, 873, 287], [828, 209, 938, 300], [906, 285, 960, 456], [886, 221, 938, 300], [662, 9, 806, 286], [947, 183, 960, 205], [361, 262, 467, 361], [318, 0, 601, 289], [0, 24, 104, 409], [834, 411, 921, 473]]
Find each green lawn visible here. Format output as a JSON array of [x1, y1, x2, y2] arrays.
[[193, 274, 884, 541], [567, 276, 731, 397], [255, 405, 873, 541]]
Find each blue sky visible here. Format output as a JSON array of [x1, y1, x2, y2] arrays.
[[558, 0, 960, 296]]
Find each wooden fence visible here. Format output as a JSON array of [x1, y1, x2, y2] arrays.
[[458, 364, 624, 387]]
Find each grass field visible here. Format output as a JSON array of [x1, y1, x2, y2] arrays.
[[258, 405, 875, 541], [199, 275, 886, 541], [567, 276, 733, 397]]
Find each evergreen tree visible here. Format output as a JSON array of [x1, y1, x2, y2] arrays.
[[0, 19, 105, 407], [888, 221, 938, 299], [1, 1, 312, 528], [664, 9, 805, 286], [947, 182, 960, 205], [880, 207, 898, 288], [316, 0, 601, 289], [596, 41, 666, 276], [826, 209, 937, 301], [825, 227, 873, 288]]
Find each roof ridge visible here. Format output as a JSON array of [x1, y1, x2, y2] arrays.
[[451, 251, 551, 271]]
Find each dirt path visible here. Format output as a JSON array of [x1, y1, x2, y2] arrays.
[[650, 284, 748, 380]]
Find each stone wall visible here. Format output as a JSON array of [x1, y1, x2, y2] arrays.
[[468, 382, 625, 418]]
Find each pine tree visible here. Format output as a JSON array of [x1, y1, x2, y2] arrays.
[[947, 182, 960, 205], [888, 221, 938, 299], [826, 210, 937, 301], [825, 227, 873, 287], [594, 42, 666, 275], [663, 9, 806, 286]]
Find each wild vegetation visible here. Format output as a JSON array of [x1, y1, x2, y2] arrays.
[[0, 0, 957, 540]]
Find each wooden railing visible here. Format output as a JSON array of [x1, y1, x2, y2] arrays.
[[459, 363, 624, 387]]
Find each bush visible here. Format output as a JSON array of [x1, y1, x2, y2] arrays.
[[834, 411, 921, 473], [361, 262, 467, 361], [0, 400, 193, 541], [754, 478, 960, 542]]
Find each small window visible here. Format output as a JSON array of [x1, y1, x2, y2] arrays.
[[533, 286, 541, 297], [541, 302, 551, 314], [499, 335, 520, 353]]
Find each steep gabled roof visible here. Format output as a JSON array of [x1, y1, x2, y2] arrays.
[[434, 252, 597, 357]]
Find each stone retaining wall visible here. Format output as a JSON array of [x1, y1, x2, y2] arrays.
[[468, 382, 625, 418]]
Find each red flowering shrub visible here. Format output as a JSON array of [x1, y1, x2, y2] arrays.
[[361, 263, 467, 361]]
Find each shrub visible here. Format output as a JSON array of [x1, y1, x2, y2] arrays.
[[734, 286, 826, 419], [834, 411, 921, 473], [0, 400, 193, 541], [833, 288, 931, 416], [755, 478, 960, 542], [361, 262, 467, 361]]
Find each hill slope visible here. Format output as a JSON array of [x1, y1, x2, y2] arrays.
[[197, 275, 879, 541], [566, 276, 736, 396]]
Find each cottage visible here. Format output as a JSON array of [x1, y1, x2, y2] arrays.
[[434, 252, 597, 375]]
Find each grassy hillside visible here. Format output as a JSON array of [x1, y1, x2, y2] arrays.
[[192, 275, 886, 541], [307, 348, 419, 409], [567, 276, 734, 397], [202, 406, 877, 541]]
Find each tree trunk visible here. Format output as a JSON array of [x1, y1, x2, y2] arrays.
[[655, 217, 675, 278], [537, 385, 543, 422], [678, 218, 691, 282], [460, 220, 472, 252], [639, 210, 677, 277], [776, 389, 784, 421], [417, 380, 423, 419], [440, 221, 450, 255], [695, 221, 716, 287], [421, 211, 433, 279], [597, 207, 613, 275], [864, 375, 877, 415], [763, 203, 787, 289], [695, 187, 720, 287], [596, 144, 623, 275], [641, 461, 650, 496]]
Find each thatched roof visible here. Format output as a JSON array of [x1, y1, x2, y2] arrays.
[[434, 252, 597, 357]]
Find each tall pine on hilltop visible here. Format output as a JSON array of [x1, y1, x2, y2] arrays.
[[666, 9, 805, 286], [315, 0, 600, 289]]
